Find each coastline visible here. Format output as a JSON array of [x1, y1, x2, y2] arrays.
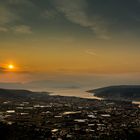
[[49, 89, 140, 106]]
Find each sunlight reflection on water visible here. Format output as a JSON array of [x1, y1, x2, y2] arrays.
[[33, 88, 140, 104], [49, 88, 103, 100]]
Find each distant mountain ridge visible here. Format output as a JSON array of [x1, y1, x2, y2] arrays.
[[87, 85, 140, 101], [0, 88, 49, 100]]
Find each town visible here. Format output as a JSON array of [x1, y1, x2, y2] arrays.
[[0, 95, 140, 140]]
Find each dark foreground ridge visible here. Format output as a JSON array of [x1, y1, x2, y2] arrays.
[[0, 88, 140, 140], [88, 85, 140, 101]]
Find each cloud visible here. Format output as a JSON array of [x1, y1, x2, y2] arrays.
[[0, 6, 18, 25], [0, 82, 25, 89], [0, 25, 33, 34], [86, 49, 97, 56], [0, 67, 7, 73], [0, 64, 31, 74], [0, 27, 8, 32], [15, 70, 32, 74], [12, 25, 32, 34], [53, 0, 110, 39], [7, 0, 37, 9], [42, 9, 58, 19], [27, 80, 81, 89], [8, 0, 30, 5], [0, 1, 34, 35]]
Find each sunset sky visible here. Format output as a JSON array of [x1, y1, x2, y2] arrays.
[[0, 0, 140, 90]]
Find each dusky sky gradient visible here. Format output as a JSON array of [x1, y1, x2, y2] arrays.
[[0, 0, 140, 93]]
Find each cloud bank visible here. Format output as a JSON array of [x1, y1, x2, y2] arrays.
[[0, 0, 33, 35], [0, 0, 140, 39], [53, 0, 109, 39]]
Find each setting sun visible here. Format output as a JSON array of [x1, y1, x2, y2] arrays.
[[8, 64, 15, 70]]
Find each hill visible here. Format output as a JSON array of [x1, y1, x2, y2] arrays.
[[87, 85, 140, 101], [0, 88, 49, 100]]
